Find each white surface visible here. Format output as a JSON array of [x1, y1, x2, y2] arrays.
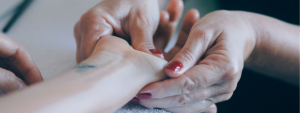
[[0, 0, 100, 80]]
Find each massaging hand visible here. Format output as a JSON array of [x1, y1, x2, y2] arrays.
[[0, 33, 43, 94], [138, 10, 258, 112], [74, 0, 163, 63]]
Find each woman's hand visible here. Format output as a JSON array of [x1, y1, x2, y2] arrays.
[[138, 10, 258, 113], [74, 0, 183, 63], [0, 33, 43, 94]]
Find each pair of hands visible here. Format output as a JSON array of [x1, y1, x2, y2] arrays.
[[0, 33, 43, 94], [75, 0, 257, 112]]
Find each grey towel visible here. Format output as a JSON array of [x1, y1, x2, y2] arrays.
[[116, 103, 170, 113]]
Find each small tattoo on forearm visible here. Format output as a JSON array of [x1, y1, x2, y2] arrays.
[[75, 64, 96, 72]]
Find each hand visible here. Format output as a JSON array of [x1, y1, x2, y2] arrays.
[[75, 0, 166, 63], [138, 10, 257, 112], [0, 33, 43, 94]]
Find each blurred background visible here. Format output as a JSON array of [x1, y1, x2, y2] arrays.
[[177, 0, 299, 113]]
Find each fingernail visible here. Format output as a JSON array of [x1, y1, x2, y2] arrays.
[[149, 49, 164, 59], [129, 97, 140, 104], [165, 61, 183, 72], [137, 93, 152, 99]]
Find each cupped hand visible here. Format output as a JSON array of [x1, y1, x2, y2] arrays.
[[138, 10, 257, 112], [75, 0, 183, 63], [0, 33, 43, 94]]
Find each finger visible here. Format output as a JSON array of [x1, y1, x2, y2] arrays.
[[167, 0, 184, 22], [79, 12, 113, 61], [202, 104, 217, 113], [129, 0, 160, 53], [166, 9, 199, 61], [153, 11, 170, 51], [154, 0, 184, 52], [0, 68, 27, 93], [0, 34, 43, 84], [139, 62, 238, 98], [74, 22, 82, 63], [164, 100, 214, 113], [139, 83, 225, 108], [164, 14, 221, 78]]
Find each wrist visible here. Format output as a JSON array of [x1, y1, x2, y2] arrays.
[[78, 50, 167, 85]]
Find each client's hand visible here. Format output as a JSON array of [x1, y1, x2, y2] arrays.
[[0, 33, 43, 94], [0, 34, 168, 113], [74, 0, 184, 63]]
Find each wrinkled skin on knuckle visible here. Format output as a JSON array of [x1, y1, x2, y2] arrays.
[[133, 9, 151, 29], [181, 76, 198, 94], [177, 48, 195, 62], [192, 28, 211, 44], [80, 10, 112, 37], [222, 62, 241, 81], [176, 94, 193, 106]]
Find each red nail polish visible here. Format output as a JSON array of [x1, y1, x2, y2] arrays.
[[129, 97, 140, 104], [149, 49, 164, 58], [137, 93, 152, 99], [165, 61, 183, 72]]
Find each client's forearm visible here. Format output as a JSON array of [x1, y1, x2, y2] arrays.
[[245, 13, 299, 86], [0, 51, 167, 113]]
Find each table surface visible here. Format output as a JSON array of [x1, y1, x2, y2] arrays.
[[0, 0, 102, 80]]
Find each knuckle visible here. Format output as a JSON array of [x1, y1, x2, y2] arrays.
[[178, 48, 195, 62], [181, 76, 198, 94], [193, 29, 210, 43], [177, 94, 192, 106], [226, 82, 238, 94], [223, 63, 240, 81], [134, 40, 154, 51], [133, 10, 151, 29], [7, 46, 25, 63], [79, 11, 112, 38]]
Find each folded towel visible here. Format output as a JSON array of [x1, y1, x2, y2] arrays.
[[116, 103, 170, 113]]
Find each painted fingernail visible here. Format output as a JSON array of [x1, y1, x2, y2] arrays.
[[165, 61, 183, 72], [137, 93, 152, 99], [149, 49, 164, 59], [129, 97, 140, 104]]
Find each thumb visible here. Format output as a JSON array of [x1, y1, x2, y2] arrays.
[[128, 1, 160, 55], [164, 19, 219, 78]]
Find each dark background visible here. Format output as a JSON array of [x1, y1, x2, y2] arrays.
[[216, 0, 299, 113]]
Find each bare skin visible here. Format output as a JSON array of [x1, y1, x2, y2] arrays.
[[0, 36, 168, 113], [0, 33, 43, 94], [75, 0, 218, 112], [139, 10, 299, 112]]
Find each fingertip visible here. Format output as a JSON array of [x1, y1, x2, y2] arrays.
[[149, 49, 165, 59], [164, 61, 183, 78], [159, 11, 170, 26], [181, 9, 200, 33], [187, 9, 200, 20], [167, 0, 184, 22]]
